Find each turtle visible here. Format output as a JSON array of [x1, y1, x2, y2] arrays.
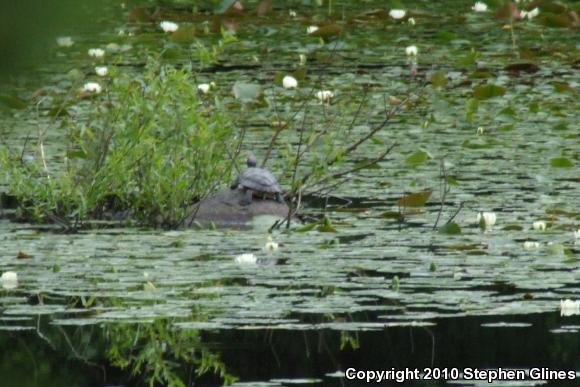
[[230, 154, 285, 206]]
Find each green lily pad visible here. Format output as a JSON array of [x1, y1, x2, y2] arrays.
[[473, 84, 506, 100]]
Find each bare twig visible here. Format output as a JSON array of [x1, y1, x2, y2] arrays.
[[445, 201, 465, 225], [433, 158, 450, 230]]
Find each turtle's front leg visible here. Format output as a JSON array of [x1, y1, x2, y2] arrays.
[[239, 189, 253, 206]]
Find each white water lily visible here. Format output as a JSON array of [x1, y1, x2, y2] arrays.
[[389, 9, 406, 19], [282, 75, 298, 89], [1, 271, 18, 290], [477, 127, 485, 135], [472, 2, 488, 12], [234, 253, 257, 264], [560, 299, 580, 317], [405, 45, 418, 56], [88, 48, 105, 58], [198, 83, 211, 94], [477, 212, 496, 229], [532, 221, 546, 231], [523, 241, 540, 250], [307, 25, 319, 34], [408, 17, 416, 25], [574, 229, 580, 239], [160, 21, 179, 33], [289, 10, 297, 17], [95, 66, 108, 76], [316, 90, 334, 103], [56, 36, 74, 47], [82, 82, 102, 94], [264, 236, 279, 251], [521, 8, 539, 20]]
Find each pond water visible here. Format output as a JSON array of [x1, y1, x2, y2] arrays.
[[1, 0, 579, 385]]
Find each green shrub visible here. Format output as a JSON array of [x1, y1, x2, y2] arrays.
[[1, 59, 238, 228]]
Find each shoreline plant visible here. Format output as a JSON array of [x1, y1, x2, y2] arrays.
[[1, 58, 240, 229]]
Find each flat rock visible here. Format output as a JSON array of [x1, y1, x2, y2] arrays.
[[186, 189, 289, 227]]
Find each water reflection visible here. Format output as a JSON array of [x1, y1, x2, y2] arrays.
[[1, 312, 578, 386]]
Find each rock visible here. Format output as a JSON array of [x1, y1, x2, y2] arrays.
[[186, 189, 289, 227]]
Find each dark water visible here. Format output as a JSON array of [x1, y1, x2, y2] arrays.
[[1, 312, 578, 386]]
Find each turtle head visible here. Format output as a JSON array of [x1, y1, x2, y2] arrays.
[[246, 153, 257, 167]]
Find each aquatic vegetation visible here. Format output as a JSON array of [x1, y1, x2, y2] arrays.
[[282, 75, 298, 89], [82, 82, 102, 94], [306, 25, 319, 34], [263, 236, 279, 251], [234, 253, 257, 264], [1, 59, 238, 228], [405, 45, 418, 56], [314, 90, 334, 103], [532, 221, 547, 231], [160, 21, 179, 33], [94, 66, 108, 76], [197, 83, 212, 94], [477, 212, 497, 231], [389, 9, 406, 19], [87, 48, 105, 58], [472, 2, 488, 13], [56, 36, 74, 47], [0, 271, 18, 289], [560, 299, 580, 317]]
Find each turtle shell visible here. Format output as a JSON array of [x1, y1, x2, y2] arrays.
[[238, 167, 282, 193]]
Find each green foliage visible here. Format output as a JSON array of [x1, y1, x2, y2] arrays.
[[1, 58, 238, 228], [439, 222, 462, 235], [473, 84, 507, 100], [550, 157, 574, 168]]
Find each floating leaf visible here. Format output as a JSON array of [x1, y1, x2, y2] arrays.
[[552, 82, 575, 93], [161, 47, 180, 59], [504, 63, 540, 74], [465, 98, 479, 122], [550, 157, 574, 168], [439, 222, 461, 235], [17, 251, 33, 259], [352, 158, 380, 169], [446, 176, 459, 186], [391, 276, 400, 291], [295, 222, 318, 232], [473, 84, 506, 100], [317, 217, 337, 233], [396, 190, 432, 208], [291, 67, 308, 81], [309, 24, 343, 39], [170, 25, 196, 43], [233, 82, 262, 101], [66, 150, 87, 159], [405, 150, 430, 166], [502, 224, 523, 231], [447, 244, 480, 251], [546, 209, 580, 218], [379, 211, 403, 219], [469, 71, 495, 79], [430, 71, 447, 87], [371, 136, 384, 145]]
